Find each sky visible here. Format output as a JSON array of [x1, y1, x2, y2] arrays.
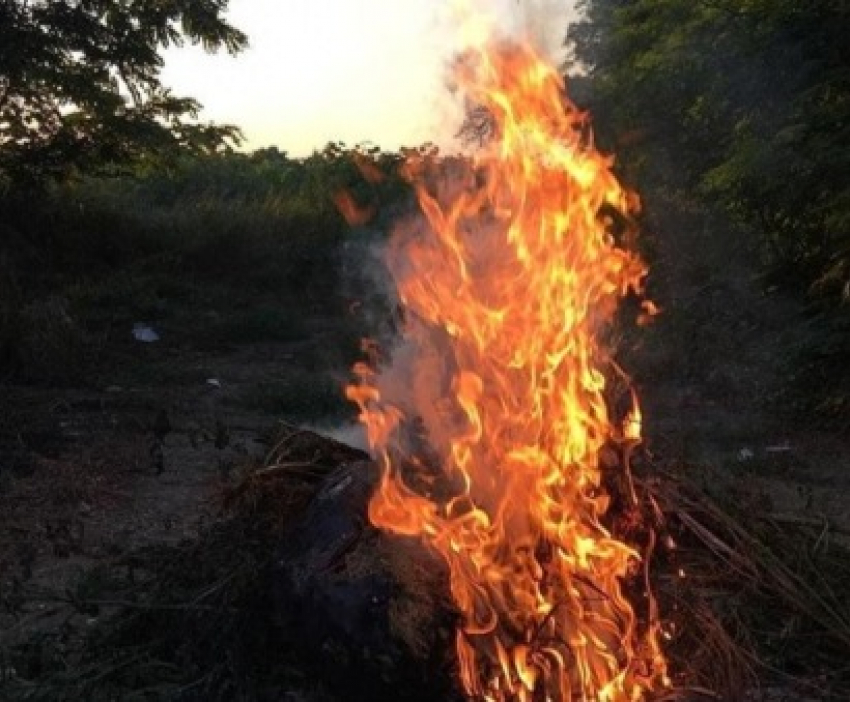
[[161, 1, 577, 156]]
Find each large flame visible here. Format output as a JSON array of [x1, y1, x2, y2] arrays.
[[348, 39, 666, 700]]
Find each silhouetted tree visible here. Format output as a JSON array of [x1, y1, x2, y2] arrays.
[[568, 0, 850, 300], [0, 0, 247, 189]]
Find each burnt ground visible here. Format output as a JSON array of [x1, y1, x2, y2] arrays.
[[1, 282, 849, 700]]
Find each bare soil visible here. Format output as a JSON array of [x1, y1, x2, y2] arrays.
[[0, 326, 363, 689]]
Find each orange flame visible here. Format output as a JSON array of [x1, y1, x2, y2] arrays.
[[333, 189, 375, 226], [348, 40, 667, 700]]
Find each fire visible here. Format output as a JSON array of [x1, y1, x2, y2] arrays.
[[347, 39, 667, 700]]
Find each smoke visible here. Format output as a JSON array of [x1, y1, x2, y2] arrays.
[[422, 0, 579, 152], [440, 0, 576, 60], [498, 0, 576, 65], [306, 421, 370, 452]]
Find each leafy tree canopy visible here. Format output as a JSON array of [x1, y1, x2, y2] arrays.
[[0, 0, 248, 189], [568, 0, 850, 300]]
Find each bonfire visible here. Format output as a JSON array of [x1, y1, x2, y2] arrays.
[[347, 36, 668, 701]]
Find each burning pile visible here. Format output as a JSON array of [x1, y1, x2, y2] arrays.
[[348, 39, 668, 701]]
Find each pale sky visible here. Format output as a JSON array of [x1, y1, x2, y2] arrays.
[[161, 1, 577, 156]]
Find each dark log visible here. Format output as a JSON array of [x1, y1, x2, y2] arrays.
[[272, 459, 461, 701]]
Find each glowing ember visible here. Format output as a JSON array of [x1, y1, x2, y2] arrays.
[[347, 39, 667, 700]]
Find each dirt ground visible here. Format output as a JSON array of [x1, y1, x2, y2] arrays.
[[0, 318, 365, 685]]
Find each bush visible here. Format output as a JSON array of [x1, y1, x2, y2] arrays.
[[0, 295, 94, 384], [0, 146, 408, 381]]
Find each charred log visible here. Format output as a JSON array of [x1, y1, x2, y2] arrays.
[[273, 460, 461, 701]]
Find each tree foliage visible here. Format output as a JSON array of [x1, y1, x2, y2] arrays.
[[568, 0, 850, 301], [0, 0, 247, 189]]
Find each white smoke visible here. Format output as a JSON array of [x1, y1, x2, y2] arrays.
[[424, 0, 579, 153], [306, 421, 370, 452], [497, 0, 575, 65]]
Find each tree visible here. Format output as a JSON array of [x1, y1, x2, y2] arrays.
[[0, 0, 248, 189], [568, 0, 850, 300]]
